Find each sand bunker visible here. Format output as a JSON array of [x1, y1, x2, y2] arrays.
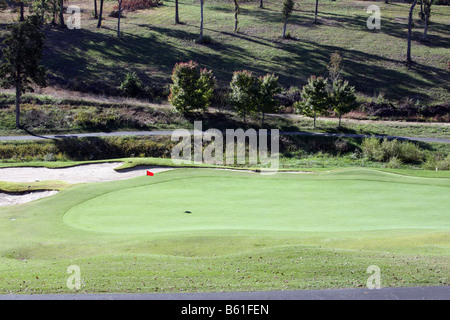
[[0, 162, 174, 206], [0, 190, 59, 207], [0, 162, 174, 184]]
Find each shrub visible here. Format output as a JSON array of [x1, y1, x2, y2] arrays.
[[169, 61, 216, 114], [361, 137, 424, 164], [119, 72, 143, 98], [424, 154, 450, 171], [361, 137, 384, 161], [386, 156, 403, 169], [114, 0, 162, 11]]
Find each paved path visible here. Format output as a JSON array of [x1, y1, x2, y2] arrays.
[[0, 130, 449, 143], [0, 286, 448, 300]]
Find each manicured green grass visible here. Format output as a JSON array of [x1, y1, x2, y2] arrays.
[[0, 167, 448, 294]]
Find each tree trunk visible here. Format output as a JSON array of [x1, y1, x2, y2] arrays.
[[118, 1, 122, 38], [15, 83, 21, 129], [94, 0, 98, 19], [423, 12, 428, 41], [420, 0, 423, 16], [283, 20, 287, 38], [259, 0, 263, 9], [338, 114, 342, 129], [19, 2, 24, 21], [313, 112, 316, 128], [60, 0, 65, 27], [97, 0, 104, 28], [52, 2, 57, 25], [175, 0, 180, 24], [234, 13, 238, 32], [407, 0, 418, 64], [314, 0, 319, 24], [261, 112, 265, 126], [199, 0, 204, 42]]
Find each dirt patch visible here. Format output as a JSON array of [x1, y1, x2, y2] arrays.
[[0, 190, 59, 207]]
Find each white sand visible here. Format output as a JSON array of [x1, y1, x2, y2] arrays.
[[0, 190, 59, 207], [0, 162, 174, 206], [0, 162, 174, 184]]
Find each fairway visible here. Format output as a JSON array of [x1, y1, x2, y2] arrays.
[[64, 170, 450, 234]]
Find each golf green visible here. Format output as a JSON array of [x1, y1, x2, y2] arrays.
[[63, 169, 450, 235]]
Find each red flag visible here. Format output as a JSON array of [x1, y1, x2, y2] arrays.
[[147, 171, 154, 176]]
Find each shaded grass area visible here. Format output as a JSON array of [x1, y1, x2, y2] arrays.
[[0, 0, 449, 103], [0, 168, 448, 294]]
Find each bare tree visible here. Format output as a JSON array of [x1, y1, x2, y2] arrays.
[[175, 0, 180, 24], [233, 0, 240, 32], [117, 0, 123, 38], [407, 0, 418, 64], [199, 0, 204, 42], [314, 0, 319, 24], [97, 0, 104, 28]]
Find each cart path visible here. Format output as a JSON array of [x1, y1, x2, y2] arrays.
[[0, 130, 449, 143], [0, 286, 448, 300]]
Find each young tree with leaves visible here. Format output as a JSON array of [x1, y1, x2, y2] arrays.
[[169, 61, 216, 114], [327, 52, 343, 83], [0, 15, 46, 128], [257, 74, 282, 126], [282, 0, 294, 38], [229, 70, 259, 123], [330, 80, 358, 129], [295, 76, 329, 128]]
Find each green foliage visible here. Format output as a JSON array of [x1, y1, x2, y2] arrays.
[[257, 73, 282, 124], [361, 137, 424, 164], [282, 0, 295, 21], [330, 79, 359, 126], [229, 71, 281, 123], [0, 14, 47, 127], [327, 52, 343, 83], [169, 61, 216, 114], [229, 70, 259, 122], [294, 76, 330, 127], [0, 14, 47, 93], [119, 72, 144, 97], [424, 154, 450, 171]]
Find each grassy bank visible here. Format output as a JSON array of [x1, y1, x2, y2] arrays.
[[0, 0, 449, 104]]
